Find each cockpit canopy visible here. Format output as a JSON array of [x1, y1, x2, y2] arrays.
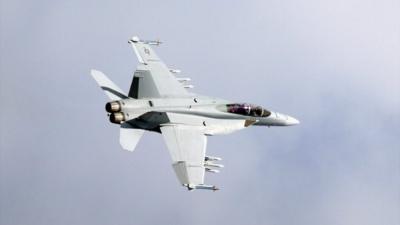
[[224, 103, 271, 117]]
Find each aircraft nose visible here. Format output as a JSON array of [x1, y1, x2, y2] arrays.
[[286, 116, 300, 126]]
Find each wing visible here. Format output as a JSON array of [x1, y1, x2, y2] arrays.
[[127, 36, 191, 98], [160, 125, 219, 191]]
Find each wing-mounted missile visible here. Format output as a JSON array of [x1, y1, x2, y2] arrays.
[[128, 36, 162, 45], [169, 69, 181, 74], [146, 39, 162, 46], [176, 77, 191, 83], [175, 76, 194, 88], [205, 156, 222, 162], [204, 156, 223, 172], [176, 77, 194, 88], [169, 69, 194, 88], [205, 168, 220, 173], [185, 184, 219, 191], [183, 84, 194, 89], [204, 162, 224, 168]]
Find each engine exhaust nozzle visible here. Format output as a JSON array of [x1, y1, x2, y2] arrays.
[[105, 101, 121, 113], [109, 112, 125, 124]]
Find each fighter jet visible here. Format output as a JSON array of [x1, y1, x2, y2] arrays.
[[90, 36, 299, 191]]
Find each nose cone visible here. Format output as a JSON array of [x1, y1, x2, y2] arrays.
[[286, 116, 300, 126]]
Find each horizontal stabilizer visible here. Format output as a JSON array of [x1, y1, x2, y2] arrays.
[[90, 70, 127, 100], [120, 122, 145, 151]]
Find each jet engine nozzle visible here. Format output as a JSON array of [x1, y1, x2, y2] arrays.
[[109, 112, 125, 124], [105, 101, 121, 113]]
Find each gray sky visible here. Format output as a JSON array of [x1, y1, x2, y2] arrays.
[[1, 0, 399, 225]]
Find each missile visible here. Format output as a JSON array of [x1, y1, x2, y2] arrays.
[[204, 162, 224, 168], [183, 84, 194, 89], [169, 69, 181, 74], [128, 36, 162, 45], [185, 184, 219, 191], [205, 168, 220, 173], [146, 39, 162, 45], [176, 77, 191, 83], [205, 156, 222, 161]]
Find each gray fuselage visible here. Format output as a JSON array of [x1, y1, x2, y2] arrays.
[[106, 95, 299, 135]]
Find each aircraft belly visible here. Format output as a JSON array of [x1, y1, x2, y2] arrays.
[[165, 112, 246, 135], [204, 120, 246, 135], [125, 111, 169, 131]]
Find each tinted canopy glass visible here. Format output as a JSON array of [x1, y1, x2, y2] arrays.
[[226, 103, 271, 117]]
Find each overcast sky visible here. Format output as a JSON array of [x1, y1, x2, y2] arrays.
[[1, 0, 399, 225]]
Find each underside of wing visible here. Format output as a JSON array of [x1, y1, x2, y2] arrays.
[[128, 36, 191, 98], [160, 125, 219, 191], [119, 122, 145, 152]]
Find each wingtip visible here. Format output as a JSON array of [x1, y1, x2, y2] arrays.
[[129, 36, 140, 43], [90, 69, 105, 78]]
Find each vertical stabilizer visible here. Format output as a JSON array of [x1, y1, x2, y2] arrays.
[[90, 70, 127, 100]]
